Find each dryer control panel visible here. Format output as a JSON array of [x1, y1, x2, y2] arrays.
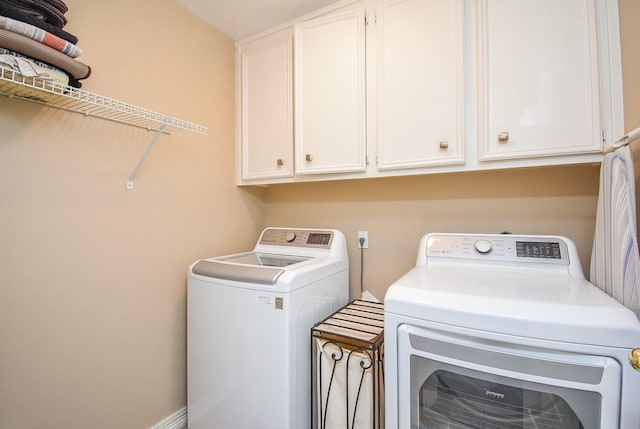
[[422, 233, 572, 266]]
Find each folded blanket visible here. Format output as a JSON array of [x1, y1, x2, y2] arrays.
[[0, 46, 81, 87], [0, 28, 90, 79], [0, 15, 81, 57], [0, 2, 76, 44], [2, 0, 67, 29]]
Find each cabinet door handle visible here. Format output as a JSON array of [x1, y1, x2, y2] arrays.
[[498, 132, 510, 142], [439, 140, 449, 149], [631, 349, 640, 372], [276, 158, 284, 166], [305, 154, 313, 162]]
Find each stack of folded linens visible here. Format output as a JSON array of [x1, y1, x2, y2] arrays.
[[0, 0, 90, 102]]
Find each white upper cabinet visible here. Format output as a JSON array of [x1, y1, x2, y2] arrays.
[[235, 0, 622, 185], [477, 0, 602, 161], [238, 28, 294, 181], [294, 7, 367, 175], [377, 0, 466, 170]]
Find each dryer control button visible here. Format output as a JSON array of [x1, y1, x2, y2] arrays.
[[474, 240, 493, 255]]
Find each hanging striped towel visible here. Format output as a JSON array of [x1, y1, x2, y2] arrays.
[[591, 145, 640, 318]]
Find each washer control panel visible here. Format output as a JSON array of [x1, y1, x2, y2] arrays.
[[424, 233, 570, 265], [259, 228, 333, 248]]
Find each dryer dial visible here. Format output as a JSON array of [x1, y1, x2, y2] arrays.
[[474, 240, 493, 255]]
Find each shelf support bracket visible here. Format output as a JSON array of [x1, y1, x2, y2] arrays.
[[126, 116, 171, 190]]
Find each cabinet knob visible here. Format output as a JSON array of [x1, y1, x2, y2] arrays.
[[276, 158, 284, 166], [498, 132, 510, 142], [439, 140, 449, 149], [305, 154, 313, 162]]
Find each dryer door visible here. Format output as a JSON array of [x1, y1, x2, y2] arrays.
[[397, 325, 621, 429]]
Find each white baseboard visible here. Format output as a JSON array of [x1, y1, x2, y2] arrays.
[[150, 406, 187, 429]]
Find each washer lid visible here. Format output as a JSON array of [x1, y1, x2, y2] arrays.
[[220, 252, 310, 267], [192, 252, 311, 284]]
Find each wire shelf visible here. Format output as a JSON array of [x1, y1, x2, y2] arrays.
[[0, 65, 207, 135]]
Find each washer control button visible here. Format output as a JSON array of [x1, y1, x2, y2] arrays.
[[285, 232, 297, 243], [474, 240, 493, 255]]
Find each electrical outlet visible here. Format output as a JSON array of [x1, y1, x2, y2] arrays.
[[357, 231, 369, 249]]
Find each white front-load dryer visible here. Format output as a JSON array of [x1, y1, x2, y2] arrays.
[[384, 233, 640, 429], [187, 227, 349, 429]]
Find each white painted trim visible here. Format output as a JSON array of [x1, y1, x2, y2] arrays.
[[149, 407, 187, 429]]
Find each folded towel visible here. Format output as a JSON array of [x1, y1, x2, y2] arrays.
[[0, 62, 66, 102], [2, 0, 67, 28], [1, 52, 67, 82], [0, 2, 76, 44], [41, 0, 68, 15], [591, 145, 640, 318], [0, 28, 90, 79], [0, 47, 81, 87], [0, 15, 81, 57]]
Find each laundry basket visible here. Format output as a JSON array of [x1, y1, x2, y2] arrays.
[[311, 299, 384, 429]]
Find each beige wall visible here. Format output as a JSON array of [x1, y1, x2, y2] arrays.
[[0, 1, 637, 428], [620, 0, 640, 133], [265, 166, 600, 299], [0, 0, 264, 427]]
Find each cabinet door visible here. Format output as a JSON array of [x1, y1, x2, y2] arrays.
[[377, 0, 465, 170], [478, 0, 601, 161], [295, 8, 366, 175], [239, 29, 293, 181]]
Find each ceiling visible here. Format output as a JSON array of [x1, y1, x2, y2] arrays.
[[176, 0, 343, 40]]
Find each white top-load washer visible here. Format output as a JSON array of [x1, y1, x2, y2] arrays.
[[187, 227, 349, 429], [384, 233, 640, 429]]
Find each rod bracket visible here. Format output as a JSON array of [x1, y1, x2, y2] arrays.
[[126, 116, 171, 190]]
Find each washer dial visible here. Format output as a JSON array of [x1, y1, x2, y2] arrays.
[[285, 232, 297, 243]]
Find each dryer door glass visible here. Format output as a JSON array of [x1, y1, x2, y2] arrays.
[[419, 369, 585, 428]]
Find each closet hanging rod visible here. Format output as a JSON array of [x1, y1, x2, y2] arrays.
[[604, 126, 640, 154]]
